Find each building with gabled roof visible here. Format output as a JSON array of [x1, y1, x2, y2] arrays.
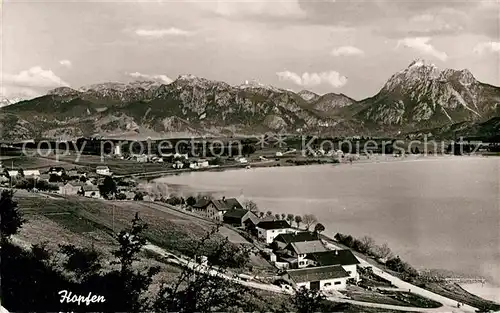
[[256, 220, 293, 244], [223, 208, 259, 227], [274, 231, 320, 249], [305, 249, 360, 281], [284, 265, 349, 291], [191, 197, 243, 222]]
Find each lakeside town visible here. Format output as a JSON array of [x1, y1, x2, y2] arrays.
[[1, 139, 499, 312]]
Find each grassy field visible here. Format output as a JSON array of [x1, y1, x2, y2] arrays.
[[342, 286, 442, 308], [13, 190, 273, 272]]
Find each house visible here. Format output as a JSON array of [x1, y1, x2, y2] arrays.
[[142, 194, 155, 202], [66, 170, 80, 179], [223, 209, 259, 227], [59, 182, 84, 196], [38, 174, 50, 182], [96, 166, 110, 176], [189, 159, 209, 169], [273, 232, 321, 250], [123, 191, 136, 200], [80, 185, 101, 198], [280, 240, 329, 268], [305, 249, 360, 281], [256, 220, 294, 244], [7, 170, 19, 178], [192, 197, 243, 221], [133, 154, 148, 163], [284, 265, 350, 291], [172, 161, 184, 169], [48, 167, 66, 176], [24, 170, 40, 177]]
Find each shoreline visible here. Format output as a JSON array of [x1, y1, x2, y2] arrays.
[[459, 282, 500, 304]]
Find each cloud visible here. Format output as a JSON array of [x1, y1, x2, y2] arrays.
[[4, 66, 69, 88], [127, 72, 173, 84], [396, 37, 448, 61], [473, 41, 500, 55], [59, 59, 72, 68], [331, 46, 364, 57], [276, 70, 347, 88], [197, 0, 306, 19], [2, 66, 69, 99], [134, 27, 193, 38]]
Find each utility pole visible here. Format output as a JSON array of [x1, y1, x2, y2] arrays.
[[112, 204, 115, 233]]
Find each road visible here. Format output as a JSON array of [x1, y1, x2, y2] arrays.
[[323, 242, 478, 313]]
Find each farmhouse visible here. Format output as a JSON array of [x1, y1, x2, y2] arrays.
[[96, 166, 110, 176], [305, 249, 360, 281], [279, 240, 329, 268], [7, 170, 19, 178], [59, 182, 84, 196], [192, 197, 243, 221], [80, 185, 101, 198], [48, 167, 66, 176], [273, 231, 320, 250], [223, 209, 259, 227], [24, 170, 40, 177], [284, 265, 349, 291], [256, 220, 294, 244]]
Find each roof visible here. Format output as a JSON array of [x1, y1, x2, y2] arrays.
[[66, 182, 85, 187], [49, 167, 65, 171], [211, 198, 243, 211], [305, 249, 360, 266], [66, 170, 79, 176], [286, 265, 349, 283], [192, 198, 211, 208], [256, 220, 291, 230], [274, 232, 320, 244], [223, 208, 250, 219], [82, 185, 99, 192], [96, 166, 109, 170], [286, 241, 328, 255]]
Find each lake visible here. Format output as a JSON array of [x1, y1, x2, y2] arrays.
[[154, 156, 500, 301]]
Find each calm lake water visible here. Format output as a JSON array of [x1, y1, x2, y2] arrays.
[[155, 156, 500, 299]]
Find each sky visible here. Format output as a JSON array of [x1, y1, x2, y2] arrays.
[[1, 0, 499, 101]]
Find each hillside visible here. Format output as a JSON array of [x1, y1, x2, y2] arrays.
[[1, 60, 499, 140]]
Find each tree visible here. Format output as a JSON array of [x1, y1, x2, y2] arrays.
[[358, 236, 375, 254], [292, 286, 326, 313], [313, 223, 325, 234], [373, 242, 393, 259], [244, 200, 258, 213], [286, 213, 294, 224], [186, 196, 197, 206], [18, 168, 24, 178], [294, 215, 303, 228], [134, 192, 144, 201], [259, 212, 265, 218], [116, 193, 127, 200], [274, 213, 281, 220], [99, 176, 117, 199], [302, 214, 318, 230], [0, 190, 25, 243], [266, 210, 272, 217], [281, 213, 286, 220]]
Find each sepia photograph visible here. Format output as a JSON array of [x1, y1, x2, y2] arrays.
[[1, 0, 499, 312]]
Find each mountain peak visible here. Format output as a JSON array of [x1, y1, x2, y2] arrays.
[[408, 58, 435, 68]]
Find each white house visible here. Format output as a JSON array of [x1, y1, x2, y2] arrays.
[[24, 170, 41, 177], [48, 167, 65, 176], [285, 265, 350, 291], [282, 240, 329, 269], [96, 166, 110, 176], [256, 220, 294, 244], [7, 170, 19, 177], [189, 159, 209, 169], [305, 249, 360, 282]]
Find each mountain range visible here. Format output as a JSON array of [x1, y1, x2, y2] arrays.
[[1, 59, 499, 140]]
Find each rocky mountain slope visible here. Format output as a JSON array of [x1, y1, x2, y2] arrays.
[[1, 60, 499, 140], [357, 59, 500, 130]]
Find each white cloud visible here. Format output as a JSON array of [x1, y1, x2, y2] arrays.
[[473, 41, 500, 54], [2, 66, 69, 99], [59, 59, 72, 68], [127, 72, 173, 84], [4, 66, 69, 88], [135, 27, 193, 38], [396, 37, 448, 61], [197, 0, 306, 18], [276, 70, 347, 88], [331, 46, 365, 57]]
